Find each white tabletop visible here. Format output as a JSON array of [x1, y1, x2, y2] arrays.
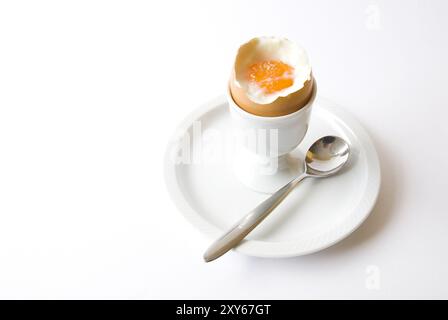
[[0, 0, 447, 299]]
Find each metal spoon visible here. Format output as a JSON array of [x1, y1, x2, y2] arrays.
[[203, 135, 350, 262]]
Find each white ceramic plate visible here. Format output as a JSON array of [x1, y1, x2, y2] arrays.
[[164, 96, 381, 258]]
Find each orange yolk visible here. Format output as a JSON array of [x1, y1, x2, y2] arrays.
[[248, 60, 294, 94]]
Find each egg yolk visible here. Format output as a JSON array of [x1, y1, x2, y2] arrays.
[[248, 60, 294, 94]]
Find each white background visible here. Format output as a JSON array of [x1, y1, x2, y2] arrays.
[[0, 0, 447, 299]]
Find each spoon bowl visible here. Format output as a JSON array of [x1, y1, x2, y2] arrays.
[[305, 136, 350, 177]]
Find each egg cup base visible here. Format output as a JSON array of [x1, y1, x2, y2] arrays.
[[232, 148, 304, 194]]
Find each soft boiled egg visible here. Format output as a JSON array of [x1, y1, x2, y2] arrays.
[[229, 36, 314, 117]]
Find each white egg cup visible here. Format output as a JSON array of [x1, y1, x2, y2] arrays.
[[228, 82, 316, 194]]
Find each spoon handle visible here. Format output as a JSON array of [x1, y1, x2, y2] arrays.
[[203, 173, 308, 262]]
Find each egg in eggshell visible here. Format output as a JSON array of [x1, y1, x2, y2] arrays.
[[229, 36, 315, 117]]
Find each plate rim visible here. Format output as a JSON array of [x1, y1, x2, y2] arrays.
[[164, 95, 381, 258]]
